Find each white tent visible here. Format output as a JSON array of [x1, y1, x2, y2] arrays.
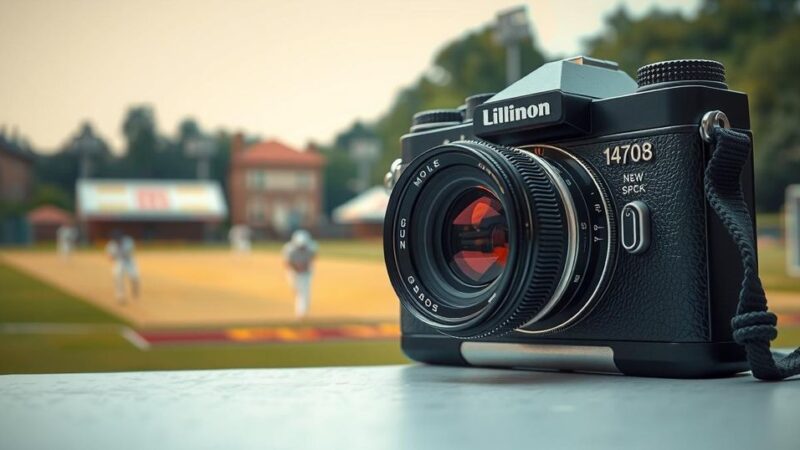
[[332, 186, 389, 224]]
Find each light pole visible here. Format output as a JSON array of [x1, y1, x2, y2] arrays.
[[185, 137, 216, 179], [494, 5, 532, 85], [184, 136, 218, 242], [349, 137, 381, 193], [72, 123, 103, 179]]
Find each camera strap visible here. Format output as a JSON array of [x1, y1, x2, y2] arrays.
[[705, 126, 800, 380]]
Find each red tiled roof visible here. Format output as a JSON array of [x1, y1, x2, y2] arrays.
[[27, 205, 74, 225], [234, 140, 325, 168]]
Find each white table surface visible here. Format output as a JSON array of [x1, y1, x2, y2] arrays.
[[1, 364, 799, 450]]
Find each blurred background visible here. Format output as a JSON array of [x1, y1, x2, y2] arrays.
[[0, 0, 798, 374]]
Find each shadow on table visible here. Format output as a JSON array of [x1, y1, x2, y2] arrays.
[[398, 363, 621, 386]]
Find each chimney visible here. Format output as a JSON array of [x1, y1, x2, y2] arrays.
[[231, 132, 245, 155], [305, 141, 319, 153]]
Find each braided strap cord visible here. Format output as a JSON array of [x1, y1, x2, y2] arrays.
[[705, 127, 800, 380]]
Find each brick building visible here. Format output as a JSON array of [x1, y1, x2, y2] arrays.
[[228, 135, 325, 237], [0, 133, 34, 244], [0, 133, 34, 205]]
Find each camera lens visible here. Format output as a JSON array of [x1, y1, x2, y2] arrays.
[[384, 141, 614, 338], [443, 188, 508, 286]]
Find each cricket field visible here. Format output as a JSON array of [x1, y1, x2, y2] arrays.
[[1, 240, 798, 374]]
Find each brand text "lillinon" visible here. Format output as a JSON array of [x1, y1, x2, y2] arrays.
[[482, 102, 551, 126]]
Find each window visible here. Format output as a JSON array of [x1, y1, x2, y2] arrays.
[[246, 170, 267, 191], [296, 172, 315, 191], [246, 169, 315, 192], [265, 171, 298, 191]]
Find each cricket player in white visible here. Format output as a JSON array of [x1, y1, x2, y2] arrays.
[[283, 230, 318, 318], [56, 225, 77, 259], [106, 231, 140, 304], [228, 224, 252, 255]]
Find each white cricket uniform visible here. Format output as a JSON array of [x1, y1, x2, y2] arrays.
[[56, 226, 76, 259], [228, 225, 252, 254], [283, 239, 318, 318], [106, 237, 139, 301]]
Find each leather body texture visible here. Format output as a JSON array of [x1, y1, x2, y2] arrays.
[[539, 129, 711, 342]]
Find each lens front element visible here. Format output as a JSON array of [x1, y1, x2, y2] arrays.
[[384, 140, 570, 338], [444, 188, 509, 286]]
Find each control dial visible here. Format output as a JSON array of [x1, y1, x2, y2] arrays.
[[464, 93, 496, 122], [636, 59, 726, 90], [410, 109, 462, 132]]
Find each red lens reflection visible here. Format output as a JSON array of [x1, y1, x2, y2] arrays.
[[446, 190, 508, 285]]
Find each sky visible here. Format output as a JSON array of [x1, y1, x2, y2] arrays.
[[0, 0, 699, 153]]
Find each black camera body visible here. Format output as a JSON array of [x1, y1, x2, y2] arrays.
[[383, 57, 756, 377]]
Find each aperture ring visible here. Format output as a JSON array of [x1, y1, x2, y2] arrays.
[[484, 146, 567, 336]]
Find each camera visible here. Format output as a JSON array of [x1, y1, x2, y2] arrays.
[[383, 56, 756, 378]]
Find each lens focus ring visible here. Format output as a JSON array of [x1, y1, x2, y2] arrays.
[[384, 140, 573, 339], [469, 145, 568, 337]]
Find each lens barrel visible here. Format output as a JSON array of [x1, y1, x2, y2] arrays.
[[384, 141, 613, 338]]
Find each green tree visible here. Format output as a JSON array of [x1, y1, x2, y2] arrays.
[[320, 145, 357, 215], [210, 131, 232, 194], [34, 121, 113, 210], [29, 183, 73, 211], [320, 122, 377, 213], [120, 106, 161, 177], [114, 106, 196, 180], [177, 118, 202, 148], [34, 151, 79, 198]]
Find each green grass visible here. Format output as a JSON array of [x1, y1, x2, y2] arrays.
[[775, 327, 800, 348], [758, 244, 800, 292], [757, 213, 783, 229], [0, 333, 406, 374], [0, 262, 121, 324]]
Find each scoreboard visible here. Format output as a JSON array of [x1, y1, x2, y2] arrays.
[[77, 180, 227, 221]]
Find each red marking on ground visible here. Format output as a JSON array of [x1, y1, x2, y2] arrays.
[[140, 330, 229, 344], [777, 313, 800, 326], [135, 315, 800, 347], [137, 323, 400, 346]]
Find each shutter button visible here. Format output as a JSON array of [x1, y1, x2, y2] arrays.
[[621, 201, 650, 254]]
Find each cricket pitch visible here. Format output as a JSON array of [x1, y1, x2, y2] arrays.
[[0, 248, 398, 328]]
